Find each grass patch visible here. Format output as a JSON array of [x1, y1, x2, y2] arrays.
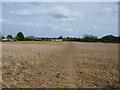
[[107, 84, 119, 89]]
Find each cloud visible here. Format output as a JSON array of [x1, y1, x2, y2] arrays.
[[47, 24, 60, 30], [9, 5, 82, 22], [0, 19, 2, 23], [103, 8, 113, 13], [9, 10, 36, 16], [18, 22, 60, 30], [60, 17, 75, 22], [104, 8, 112, 11], [4, 3, 15, 8], [0, 19, 8, 24], [2, 19, 75, 32], [103, 7, 117, 14], [98, 6, 117, 16], [63, 28, 73, 31], [30, 2, 41, 6], [2, 19, 61, 30], [48, 6, 82, 20], [93, 26, 100, 29]]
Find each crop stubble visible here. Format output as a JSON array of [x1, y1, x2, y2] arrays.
[[2, 42, 119, 88]]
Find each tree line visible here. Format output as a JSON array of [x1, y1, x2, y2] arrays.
[[1, 32, 24, 41], [64, 34, 120, 43], [1, 32, 120, 43]]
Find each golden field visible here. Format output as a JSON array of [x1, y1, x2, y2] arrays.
[[7, 41, 63, 44], [2, 42, 119, 88]]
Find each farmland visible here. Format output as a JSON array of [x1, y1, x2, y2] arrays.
[[2, 41, 119, 88]]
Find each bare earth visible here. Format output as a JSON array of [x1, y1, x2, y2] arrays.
[[2, 42, 119, 88]]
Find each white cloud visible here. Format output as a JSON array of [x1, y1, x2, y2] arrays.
[[63, 28, 73, 31], [18, 22, 60, 30], [9, 11, 14, 14], [0, 19, 8, 24], [103, 8, 113, 13], [2, 19, 61, 30], [17, 22, 41, 27], [30, 2, 41, 6], [93, 26, 100, 29], [103, 6, 117, 14], [48, 6, 82, 18], [2, 19, 75, 32], [0, 19, 2, 23], [104, 8, 112, 11], [60, 17, 75, 22], [9, 10, 38, 16], [9, 5, 82, 22], [47, 24, 60, 30]]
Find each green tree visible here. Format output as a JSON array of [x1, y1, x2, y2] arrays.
[[2, 36, 5, 39], [0, 35, 2, 39], [58, 36, 63, 39], [26, 35, 35, 41], [0, 34, 5, 39], [0, 33, 2, 39], [16, 32, 24, 41], [7, 35, 13, 39], [101, 35, 116, 43], [83, 34, 98, 42]]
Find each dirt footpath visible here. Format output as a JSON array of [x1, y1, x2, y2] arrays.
[[2, 42, 119, 88]]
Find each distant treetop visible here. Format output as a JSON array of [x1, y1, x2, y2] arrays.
[[16, 32, 24, 41]]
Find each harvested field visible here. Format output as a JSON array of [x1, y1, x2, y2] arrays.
[[2, 42, 119, 88]]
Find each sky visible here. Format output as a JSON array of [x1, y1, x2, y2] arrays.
[[1, 2, 118, 38]]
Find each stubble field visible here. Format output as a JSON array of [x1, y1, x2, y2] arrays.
[[2, 41, 119, 88]]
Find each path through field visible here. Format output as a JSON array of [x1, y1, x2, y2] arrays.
[[2, 42, 119, 88], [56, 42, 77, 88]]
